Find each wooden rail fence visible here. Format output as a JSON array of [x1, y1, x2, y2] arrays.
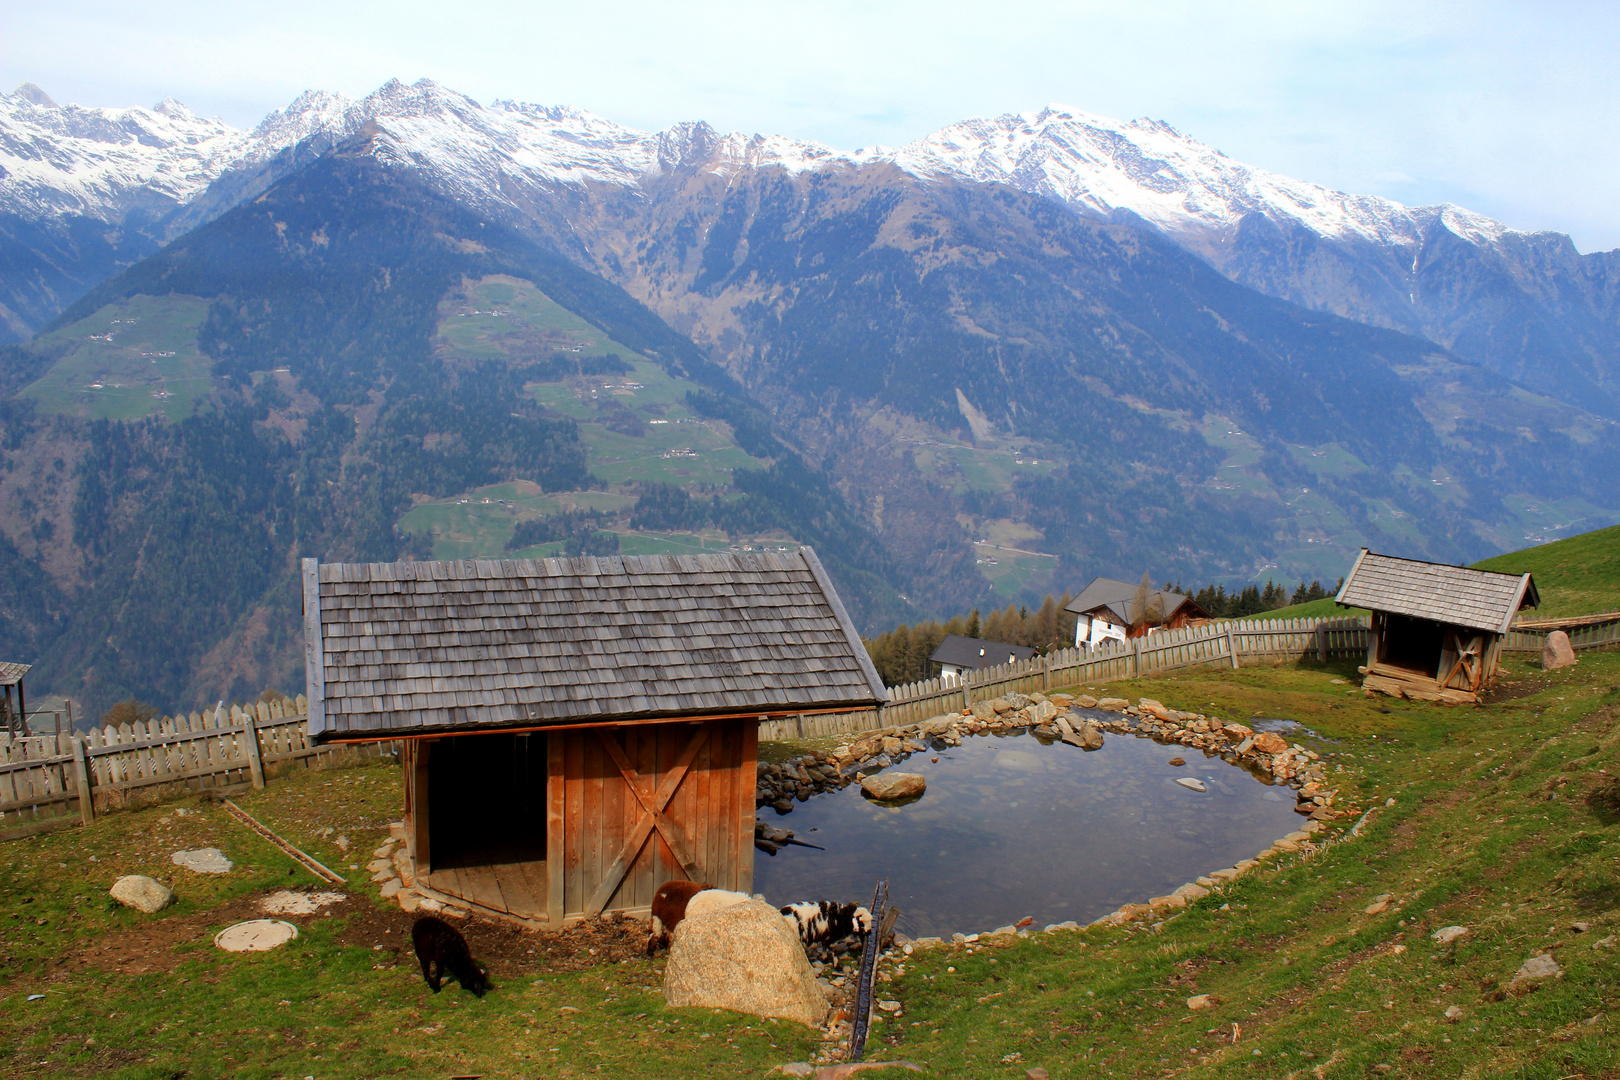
[[760, 611, 1619, 742], [0, 695, 390, 840], [761, 615, 1373, 741]]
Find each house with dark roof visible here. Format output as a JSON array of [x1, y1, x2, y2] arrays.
[[1336, 548, 1538, 704], [1064, 577, 1210, 650], [928, 634, 1037, 684], [301, 550, 885, 926]]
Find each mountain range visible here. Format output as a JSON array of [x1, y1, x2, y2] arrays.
[[1, 78, 1616, 718]]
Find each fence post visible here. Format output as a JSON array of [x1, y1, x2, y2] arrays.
[[1042, 654, 1051, 694], [1226, 624, 1240, 669], [962, 672, 971, 713], [240, 706, 266, 790], [1315, 624, 1327, 662], [70, 736, 95, 826], [1133, 637, 1142, 678]]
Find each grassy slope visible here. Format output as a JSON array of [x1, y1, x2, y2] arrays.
[[1255, 523, 1620, 623], [1475, 523, 1620, 620], [5, 659, 1620, 1075]]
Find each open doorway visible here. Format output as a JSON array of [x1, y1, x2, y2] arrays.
[[1380, 614, 1444, 678], [428, 732, 547, 870]]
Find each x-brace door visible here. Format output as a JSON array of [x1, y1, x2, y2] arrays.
[[1441, 630, 1485, 691], [583, 725, 709, 916]]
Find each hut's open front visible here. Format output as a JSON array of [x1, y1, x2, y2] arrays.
[[398, 717, 758, 924], [1337, 549, 1538, 705], [303, 551, 885, 927]]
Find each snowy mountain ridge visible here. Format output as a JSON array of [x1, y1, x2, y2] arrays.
[[1, 77, 1535, 256]]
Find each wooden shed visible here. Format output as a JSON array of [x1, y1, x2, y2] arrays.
[[301, 550, 885, 926], [1336, 548, 1539, 704]]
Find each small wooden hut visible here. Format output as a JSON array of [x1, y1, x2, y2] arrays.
[[302, 550, 885, 926], [1336, 549, 1539, 704], [1, 663, 31, 737]]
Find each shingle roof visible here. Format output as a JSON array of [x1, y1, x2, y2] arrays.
[[0, 663, 30, 687], [1064, 577, 1203, 626], [303, 550, 888, 739], [1335, 549, 1538, 634], [929, 634, 1037, 671]]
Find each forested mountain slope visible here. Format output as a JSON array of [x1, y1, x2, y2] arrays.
[[0, 138, 912, 719]]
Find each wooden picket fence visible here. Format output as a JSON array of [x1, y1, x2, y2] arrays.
[[0, 695, 391, 840], [760, 615, 1373, 741], [1503, 617, 1620, 653]]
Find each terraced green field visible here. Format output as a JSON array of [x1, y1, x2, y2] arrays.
[[397, 277, 781, 559], [19, 295, 215, 420]]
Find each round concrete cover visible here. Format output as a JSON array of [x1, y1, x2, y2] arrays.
[[173, 848, 234, 873], [214, 919, 299, 952]]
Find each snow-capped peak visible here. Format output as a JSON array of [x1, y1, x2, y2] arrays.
[[0, 78, 1529, 262], [881, 103, 1519, 254]]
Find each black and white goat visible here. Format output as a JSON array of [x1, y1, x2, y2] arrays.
[[779, 900, 872, 949]]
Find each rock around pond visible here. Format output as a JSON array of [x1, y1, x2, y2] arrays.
[[861, 773, 926, 801]]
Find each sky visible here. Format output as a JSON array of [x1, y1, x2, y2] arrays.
[[4, 0, 1618, 251]]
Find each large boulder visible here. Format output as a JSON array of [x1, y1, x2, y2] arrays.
[[1542, 631, 1577, 671], [664, 899, 828, 1026], [1096, 697, 1129, 712], [861, 772, 927, 801], [110, 875, 175, 913]]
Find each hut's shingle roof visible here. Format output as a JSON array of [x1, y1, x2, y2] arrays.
[[304, 550, 887, 738], [0, 663, 31, 687], [1336, 549, 1537, 633]]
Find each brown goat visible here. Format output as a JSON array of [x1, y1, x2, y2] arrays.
[[646, 879, 713, 955]]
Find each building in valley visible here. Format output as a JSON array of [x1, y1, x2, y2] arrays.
[[1065, 577, 1210, 650], [929, 634, 1038, 684]]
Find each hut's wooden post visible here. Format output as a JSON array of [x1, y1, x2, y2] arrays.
[[71, 736, 94, 825], [546, 734, 565, 924], [413, 740, 432, 872]]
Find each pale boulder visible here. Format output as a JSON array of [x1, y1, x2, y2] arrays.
[[664, 900, 828, 1026], [1096, 697, 1129, 712], [861, 773, 927, 801], [109, 875, 175, 914], [1542, 631, 1577, 671]]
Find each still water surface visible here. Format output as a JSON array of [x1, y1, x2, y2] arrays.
[[752, 725, 1302, 938]]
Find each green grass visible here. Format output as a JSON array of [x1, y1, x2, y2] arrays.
[[396, 483, 636, 561], [436, 274, 631, 362], [9, 648, 1620, 1076], [1475, 522, 1620, 619], [19, 295, 216, 420]]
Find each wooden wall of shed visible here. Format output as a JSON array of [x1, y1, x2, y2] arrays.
[[551, 718, 756, 922]]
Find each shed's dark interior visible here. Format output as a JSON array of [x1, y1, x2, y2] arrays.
[[429, 732, 547, 867], [1381, 614, 1445, 677]]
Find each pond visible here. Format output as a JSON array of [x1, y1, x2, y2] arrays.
[[752, 723, 1304, 938]]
